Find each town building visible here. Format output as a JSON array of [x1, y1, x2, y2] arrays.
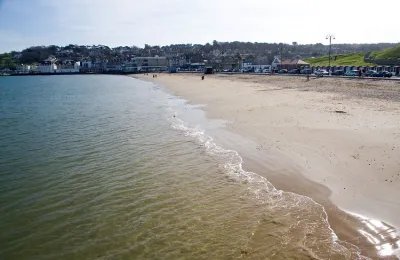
[[37, 56, 57, 73], [55, 60, 80, 73], [168, 56, 190, 68], [123, 56, 168, 72], [271, 56, 281, 70], [279, 57, 309, 70], [16, 65, 31, 74], [81, 61, 93, 69]]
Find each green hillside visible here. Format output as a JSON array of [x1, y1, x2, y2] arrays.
[[304, 53, 374, 66], [0, 53, 17, 70], [368, 46, 400, 60], [305, 45, 400, 66]]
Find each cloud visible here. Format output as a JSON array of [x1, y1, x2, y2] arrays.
[[0, 0, 399, 52]]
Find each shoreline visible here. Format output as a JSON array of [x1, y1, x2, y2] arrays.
[[132, 73, 400, 259]]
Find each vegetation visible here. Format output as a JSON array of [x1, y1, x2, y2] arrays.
[[304, 53, 374, 66], [368, 46, 400, 60], [1, 42, 399, 70], [0, 53, 17, 70]]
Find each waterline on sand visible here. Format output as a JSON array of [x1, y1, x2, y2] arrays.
[[164, 97, 368, 259]]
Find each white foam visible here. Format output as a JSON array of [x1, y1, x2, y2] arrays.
[[347, 211, 400, 258], [164, 93, 370, 259]]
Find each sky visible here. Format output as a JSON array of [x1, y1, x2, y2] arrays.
[[0, 0, 399, 53]]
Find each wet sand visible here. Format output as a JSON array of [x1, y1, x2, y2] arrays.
[[133, 73, 400, 259]]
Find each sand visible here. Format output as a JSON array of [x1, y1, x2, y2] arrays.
[[133, 73, 400, 259]]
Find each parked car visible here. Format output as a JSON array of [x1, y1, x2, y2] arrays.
[[278, 69, 288, 73], [288, 69, 298, 74], [365, 70, 376, 77], [345, 70, 358, 76], [315, 69, 329, 76], [332, 70, 344, 76], [262, 69, 271, 73], [300, 69, 311, 74], [382, 71, 393, 78], [373, 71, 392, 78]]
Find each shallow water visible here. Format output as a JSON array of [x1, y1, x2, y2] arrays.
[[0, 75, 380, 259]]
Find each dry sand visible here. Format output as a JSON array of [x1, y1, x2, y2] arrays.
[[133, 73, 400, 259]]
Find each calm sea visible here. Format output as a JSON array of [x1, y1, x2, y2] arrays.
[[0, 75, 367, 259]]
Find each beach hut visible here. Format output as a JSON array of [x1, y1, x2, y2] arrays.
[[394, 66, 400, 76]]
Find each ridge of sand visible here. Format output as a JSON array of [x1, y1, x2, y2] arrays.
[[133, 73, 400, 258]]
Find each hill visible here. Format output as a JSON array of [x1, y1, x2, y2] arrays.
[[305, 45, 400, 66], [304, 53, 374, 66], [368, 46, 400, 61]]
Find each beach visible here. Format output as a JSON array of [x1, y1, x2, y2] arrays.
[[134, 73, 400, 259]]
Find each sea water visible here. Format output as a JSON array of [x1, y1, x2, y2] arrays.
[[0, 75, 369, 259]]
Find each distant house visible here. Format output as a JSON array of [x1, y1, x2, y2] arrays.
[[81, 60, 93, 69], [271, 56, 281, 70], [55, 60, 80, 73], [279, 57, 309, 70], [37, 56, 57, 73], [16, 65, 31, 74], [168, 55, 190, 67], [123, 56, 168, 72], [242, 54, 271, 72]]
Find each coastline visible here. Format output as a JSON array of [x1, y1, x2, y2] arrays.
[[132, 73, 400, 259]]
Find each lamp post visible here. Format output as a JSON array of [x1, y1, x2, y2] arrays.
[[279, 43, 283, 70], [326, 34, 335, 74]]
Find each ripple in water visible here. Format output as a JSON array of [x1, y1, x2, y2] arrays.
[[168, 108, 369, 259], [0, 75, 387, 259]]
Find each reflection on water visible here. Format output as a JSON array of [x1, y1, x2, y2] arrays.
[[350, 212, 400, 258]]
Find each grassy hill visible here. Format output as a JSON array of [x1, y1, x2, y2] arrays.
[[305, 45, 400, 66], [368, 46, 400, 60], [304, 53, 374, 66]]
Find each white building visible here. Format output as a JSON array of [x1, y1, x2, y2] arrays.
[[38, 57, 57, 73], [55, 60, 80, 73], [81, 61, 93, 69], [168, 56, 189, 67], [16, 65, 31, 74], [271, 56, 281, 70], [123, 56, 168, 72]]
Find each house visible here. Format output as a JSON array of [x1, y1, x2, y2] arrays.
[[279, 57, 309, 70], [219, 55, 241, 70], [81, 60, 93, 69], [16, 65, 31, 74], [242, 55, 271, 72], [271, 56, 281, 70], [37, 56, 57, 73], [168, 55, 190, 68], [123, 56, 168, 72], [55, 60, 80, 73]]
